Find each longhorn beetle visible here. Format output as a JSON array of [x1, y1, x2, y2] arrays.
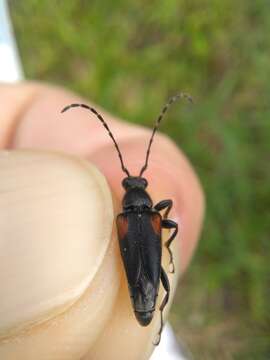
[[61, 93, 192, 345]]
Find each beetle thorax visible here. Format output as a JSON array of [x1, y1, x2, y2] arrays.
[[123, 188, 153, 211]]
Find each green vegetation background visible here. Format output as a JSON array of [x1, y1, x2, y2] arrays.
[[10, 1, 270, 359]]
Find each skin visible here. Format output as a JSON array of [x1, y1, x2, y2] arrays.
[[0, 82, 205, 358]]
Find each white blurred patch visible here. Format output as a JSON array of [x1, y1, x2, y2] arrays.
[[150, 324, 188, 360], [0, 0, 23, 82]]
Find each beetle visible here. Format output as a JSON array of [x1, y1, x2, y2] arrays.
[[61, 93, 192, 345]]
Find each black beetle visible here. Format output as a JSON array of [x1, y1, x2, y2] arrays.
[[61, 93, 192, 345]]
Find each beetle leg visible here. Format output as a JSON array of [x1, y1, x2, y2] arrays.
[[154, 199, 172, 219], [154, 200, 177, 272], [162, 219, 178, 273], [153, 266, 170, 346]]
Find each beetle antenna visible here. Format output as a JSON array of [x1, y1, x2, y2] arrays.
[[139, 93, 193, 177], [61, 103, 130, 176]]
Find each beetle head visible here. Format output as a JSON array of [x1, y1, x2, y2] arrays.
[[122, 176, 148, 190]]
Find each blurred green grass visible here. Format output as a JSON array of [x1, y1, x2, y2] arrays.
[[10, 0, 270, 358]]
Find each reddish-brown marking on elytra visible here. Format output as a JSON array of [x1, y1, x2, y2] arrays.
[[116, 214, 129, 240], [150, 213, 162, 235]]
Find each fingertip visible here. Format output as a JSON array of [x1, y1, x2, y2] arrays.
[[0, 82, 40, 148]]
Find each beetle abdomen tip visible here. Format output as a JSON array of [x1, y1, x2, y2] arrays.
[[134, 310, 154, 326]]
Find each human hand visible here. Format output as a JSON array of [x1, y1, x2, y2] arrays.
[[0, 82, 204, 359]]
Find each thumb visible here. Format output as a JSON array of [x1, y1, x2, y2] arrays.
[[0, 150, 120, 359]]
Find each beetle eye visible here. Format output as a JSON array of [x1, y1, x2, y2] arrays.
[[142, 178, 148, 188], [122, 177, 131, 189], [122, 178, 127, 189]]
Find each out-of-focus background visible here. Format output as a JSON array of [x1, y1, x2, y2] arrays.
[[9, 1, 270, 359]]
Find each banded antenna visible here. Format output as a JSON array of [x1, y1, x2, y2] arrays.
[[61, 103, 130, 177], [139, 93, 193, 177]]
